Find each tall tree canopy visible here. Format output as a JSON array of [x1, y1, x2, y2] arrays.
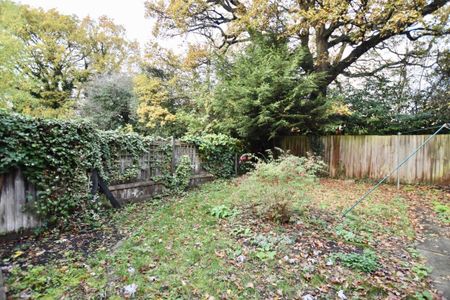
[[146, 0, 449, 94], [0, 1, 138, 117], [211, 36, 348, 150]]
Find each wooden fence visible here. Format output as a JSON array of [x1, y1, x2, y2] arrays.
[[280, 134, 450, 185], [0, 140, 213, 235], [109, 139, 210, 202]]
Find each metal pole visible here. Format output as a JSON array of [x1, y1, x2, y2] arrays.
[[342, 123, 449, 218], [397, 132, 401, 190]]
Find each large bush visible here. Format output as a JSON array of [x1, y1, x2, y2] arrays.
[[235, 153, 326, 223]]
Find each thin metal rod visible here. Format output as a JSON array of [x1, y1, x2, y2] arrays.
[[342, 123, 449, 218], [396, 132, 401, 190]]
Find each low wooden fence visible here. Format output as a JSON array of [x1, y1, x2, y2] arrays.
[[0, 140, 213, 235], [280, 134, 450, 185]]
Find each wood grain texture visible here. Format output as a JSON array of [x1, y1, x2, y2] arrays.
[[0, 169, 40, 235], [281, 135, 450, 184]]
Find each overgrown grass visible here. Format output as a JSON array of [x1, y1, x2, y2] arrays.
[[5, 155, 442, 298]]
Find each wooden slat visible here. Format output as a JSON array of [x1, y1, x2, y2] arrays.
[[0, 169, 40, 235], [281, 134, 450, 184]]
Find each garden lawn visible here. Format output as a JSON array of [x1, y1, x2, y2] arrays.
[[3, 177, 449, 299]]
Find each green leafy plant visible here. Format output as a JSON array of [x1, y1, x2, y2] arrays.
[[414, 290, 433, 300], [335, 227, 362, 243], [182, 133, 239, 178], [412, 264, 432, 279], [255, 249, 277, 260], [334, 249, 379, 272], [210, 205, 236, 219], [170, 155, 193, 194]]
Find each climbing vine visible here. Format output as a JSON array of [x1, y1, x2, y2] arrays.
[[0, 111, 166, 227], [0, 111, 238, 227], [183, 133, 240, 178]]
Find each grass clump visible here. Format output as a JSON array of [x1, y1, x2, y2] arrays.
[[433, 201, 450, 223]]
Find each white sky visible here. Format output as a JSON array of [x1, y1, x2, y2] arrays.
[[17, 0, 186, 51]]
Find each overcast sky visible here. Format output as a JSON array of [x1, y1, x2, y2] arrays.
[[18, 0, 185, 51]]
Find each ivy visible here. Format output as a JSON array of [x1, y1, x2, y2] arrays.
[[0, 110, 168, 227], [170, 155, 193, 194], [182, 133, 240, 178], [0, 111, 238, 228]]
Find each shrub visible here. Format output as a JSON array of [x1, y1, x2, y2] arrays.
[[253, 189, 294, 223], [233, 153, 325, 223]]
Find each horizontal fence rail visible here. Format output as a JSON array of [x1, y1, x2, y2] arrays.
[[280, 134, 450, 185], [0, 140, 213, 235]]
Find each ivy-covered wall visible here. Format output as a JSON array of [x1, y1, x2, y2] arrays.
[[0, 111, 238, 229], [0, 111, 156, 226]]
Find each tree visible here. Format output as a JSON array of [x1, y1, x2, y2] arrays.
[[134, 73, 177, 134], [79, 73, 138, 130], [211, 36, 345, 150], [0, 0, 37, 109], [145, 0, 449, 95], [335, 40, 449, 134], [1, 3, 137, 117], [134, 42, 214, 137]]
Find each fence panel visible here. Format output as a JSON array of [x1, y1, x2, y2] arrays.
[[281, 134, 450, 184], [0, 169, 40, 234]]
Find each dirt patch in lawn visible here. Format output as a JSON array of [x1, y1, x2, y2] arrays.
[[0, 222, 123, 273]]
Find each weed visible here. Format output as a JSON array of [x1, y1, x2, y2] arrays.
[[254, 249, 277, 260], [333, 249, 379, 272], [231, 226, 253, 237], [412, 265, 432, 279], [414, 290, 433, 300], [210, 205, 237, 218], [406, 247, 421, 259], [335, 227, 362, 243]]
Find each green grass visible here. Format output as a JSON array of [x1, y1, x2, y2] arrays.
[[5, 175, 440, 299], [433, 201, 450, 223], [6, 181, 268, 299]]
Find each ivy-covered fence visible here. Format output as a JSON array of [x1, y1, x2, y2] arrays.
[[0, 111, 238, 235], [108, 139, 211, 202]]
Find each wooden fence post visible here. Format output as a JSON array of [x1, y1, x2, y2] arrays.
[[0, 269, 6, 300]]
